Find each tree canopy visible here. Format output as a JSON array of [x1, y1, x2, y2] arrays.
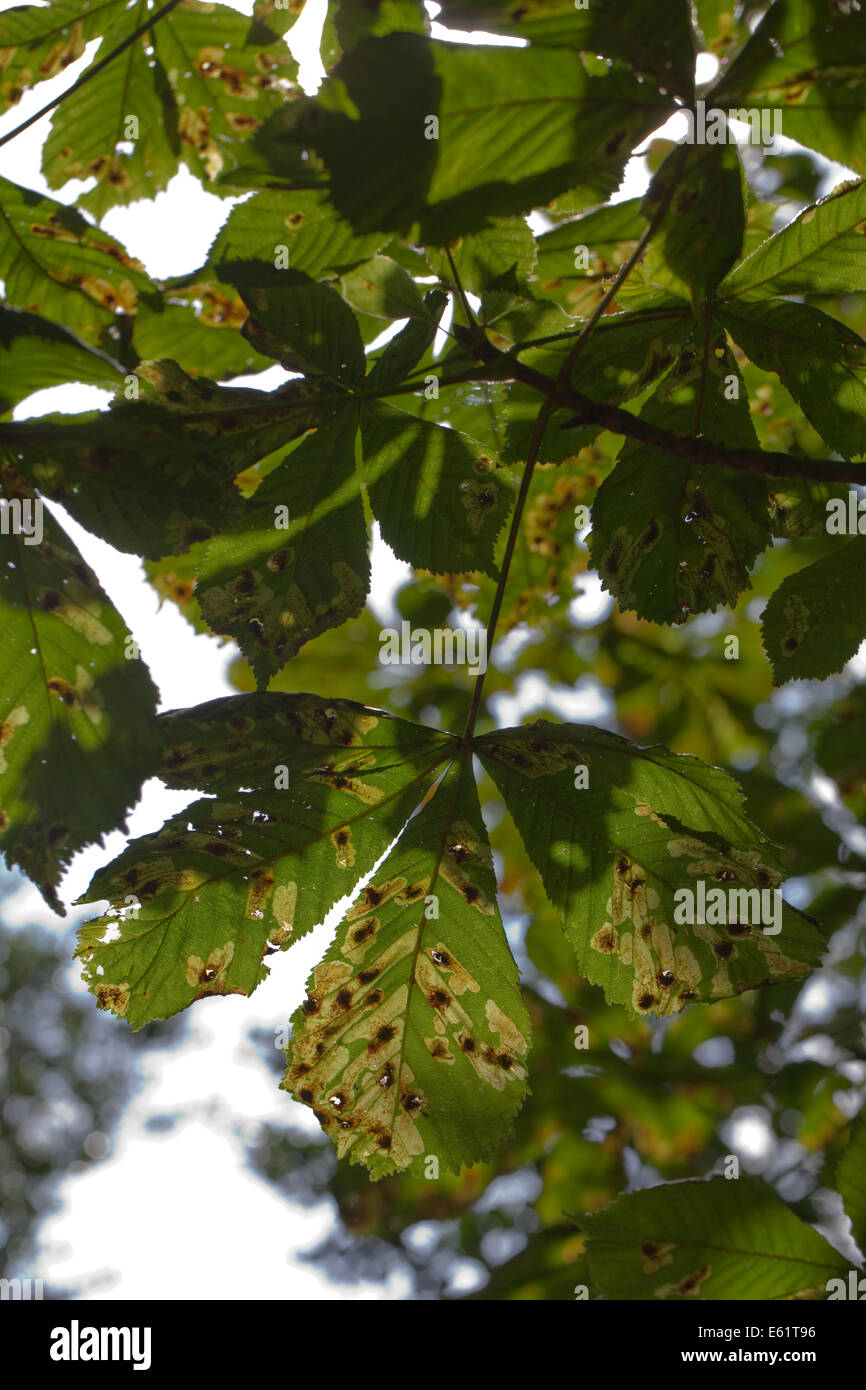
[[1, 0, 865, 1301]]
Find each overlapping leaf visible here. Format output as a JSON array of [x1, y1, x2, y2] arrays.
[[284, 756, 531, 1178], [0, 473, 160, 910], [477, 721, 826, 1017], [714, 0, 866, 176], [197, 407, 369, 686], [577, 1177, 848, 1300], [76, 694, 451, 1028], [721, 178, 866, 298], [305, 34, 676, 241], [435, 0, 696, 99], [589, 326, 771, 623], [836, 1110, 866, 1256], [1, 359, 324, 558], [720, 299, 866, 459]]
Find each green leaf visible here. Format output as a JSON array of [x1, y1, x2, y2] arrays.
[[0, 305, 125, 415], [76, 694, 451, 1028], [307, 34, 675, 241], [588, 328, 771, 623], [761, 539, 866, 685], [41, 0, 177, 219], [209, 188, 384, 285], [426, 218, 537, 297], [0, 0, 114, 114], [366, 288, 448, 390], [714, 0, 866, 177], [284, 755, 531, 1178], [196, 407, 369, 687], [476, 721, 826, 1018], [643, 141, 745, 300], [3, 361, 323, 558], [435, 0, 696, 99], [240, 274, 366, 385], [720, 299, 866, 459], [152, 0, 298, 190], [576, 1176, 848, 1300], [340, 255, 428, 320], [0, 175, 154, 346], [0, 476, 160, 910], [360, 401, 514, 576], [334, 0, 428, 50], [836, 1109, 866, 1255], [132, 279, 273, 381], [721, 179, 866, 298], [533, 197, 645, 318]]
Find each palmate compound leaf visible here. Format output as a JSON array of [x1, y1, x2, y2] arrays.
[[476, 722, 826, 1018], [0, 472, 160, 911], [575, 1176, 848, 1300], [284, 756, 531, 1179], [75, 695, 452, 1029], [761, 539, 866, 685], [588, 325, 771, 624]]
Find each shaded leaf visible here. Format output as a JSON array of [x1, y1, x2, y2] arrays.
[[0, 474, 159, 910], [721, 178, 866, 298]]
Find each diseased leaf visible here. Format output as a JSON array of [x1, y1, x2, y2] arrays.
[[588, 328, 771, 623], [240, 274, 366, 385], [209, 187, 384, 285], [721, 178, 866, 298], [643, 141, 745, 300], [761, 539, 866, 685], [41, 0, 177, 219], [720, 299, 866, 459], [533, 197, 645, 318], [2, 361, 325, 558], [0, 175, 153, 346], [0, 0, 114, 114], [284, 756, 531, 1178], [576, 1176, 848, 1300], [153, 0, 298, 189], [360, 400, 515, 576], [476, 721, 826, 1018], [0, 473, 160, 910], [76, 694, 451, 1027], [307, 35, 675, 241], [714, 0, 866, 176], [197, 407, 369, 686], [340, 255, 428, 320]]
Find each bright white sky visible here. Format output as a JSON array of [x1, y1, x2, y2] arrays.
[[0, 0, 859, 1299]]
